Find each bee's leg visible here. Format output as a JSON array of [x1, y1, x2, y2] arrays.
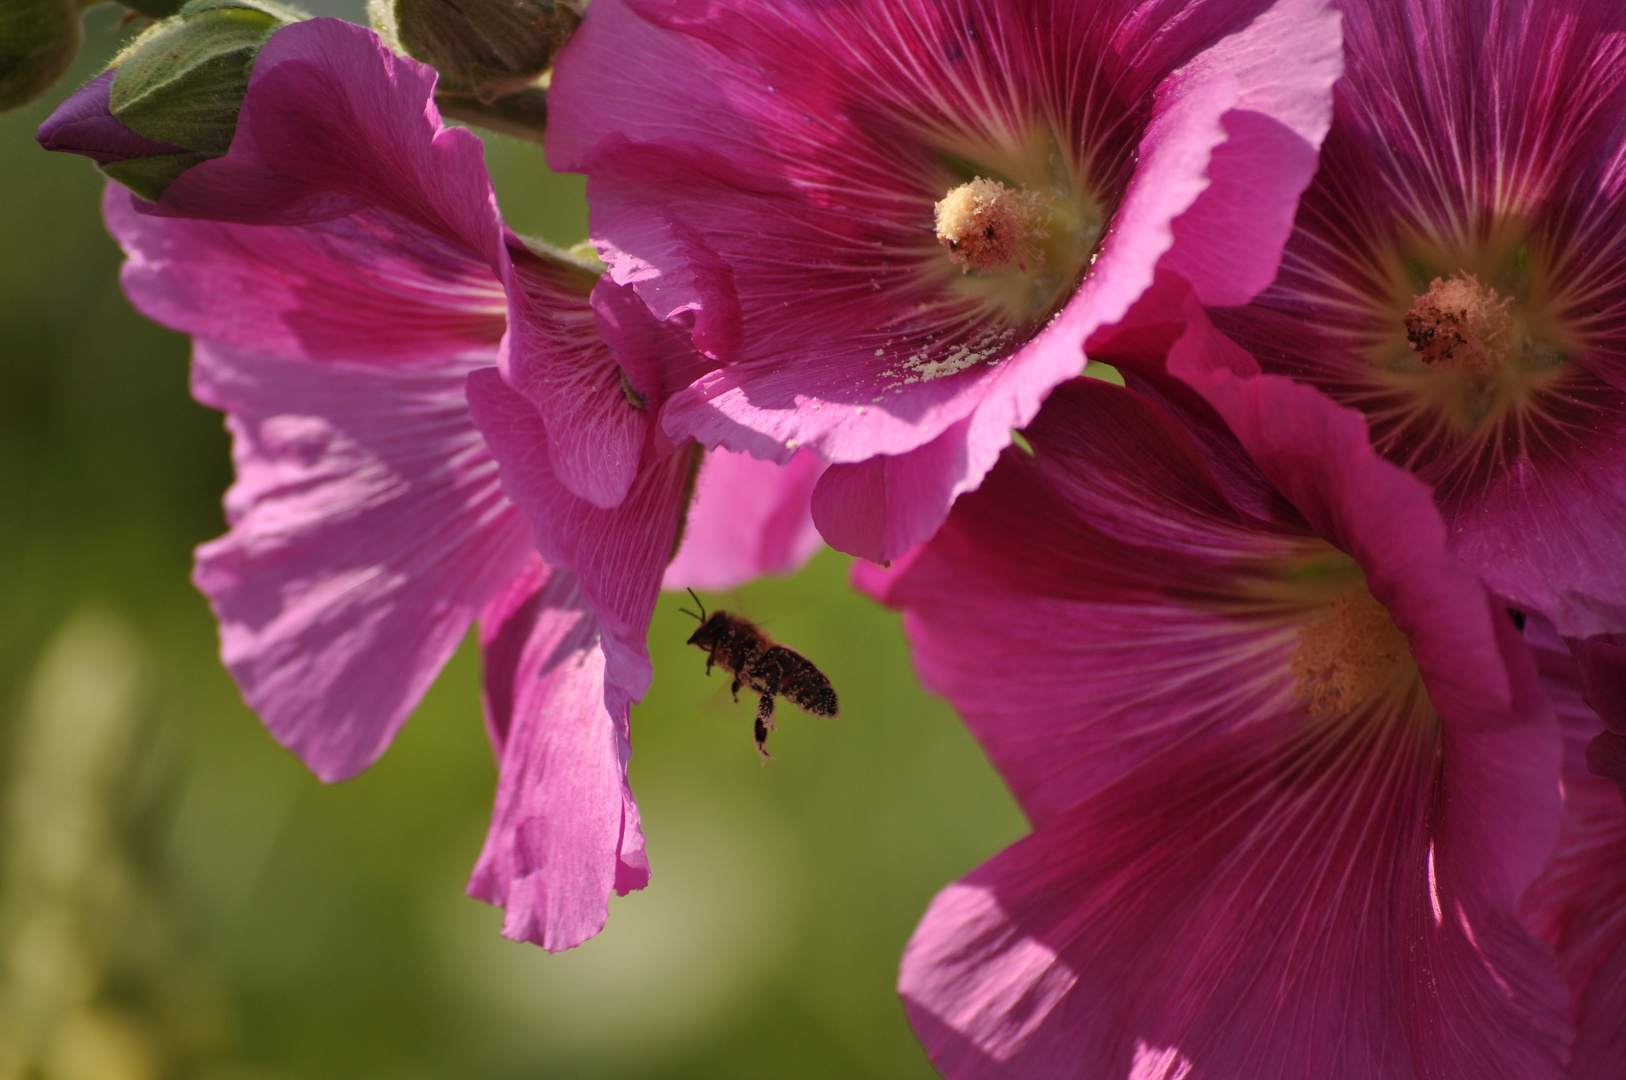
[[730, 677, 742, 703], [706, 645, 718, 676], [754, 694, 777, 762]]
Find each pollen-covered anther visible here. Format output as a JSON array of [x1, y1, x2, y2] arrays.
[[934, 177, 1047, 274], [1290, 584, 1410, 715], [1403, 274, 1513, 376]]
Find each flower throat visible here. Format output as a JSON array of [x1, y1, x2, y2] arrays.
[[1290, 584, 1410, 715]]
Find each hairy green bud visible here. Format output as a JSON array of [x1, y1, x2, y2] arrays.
[[369, 0, 580, 143], [93, 0, 301, 199]]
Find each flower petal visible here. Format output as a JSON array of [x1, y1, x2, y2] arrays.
[[158, 19, 502, 262], [1165, 292, 1546, 735], [1156, 0, 1342, 305], [664, 447, 825, 591], [901, 698, 1568, 1079], [37, 71, 188, 164], [1208, 0, 1626, 640], [129, 17, 662, 511], [468, 558, 649, 952], [465, 368, 694, 706], [860, 376, 1320, 822], [107, 185, 507, 365], [192, 343, 533, 782], [1520, 618, 1626, 1079], [498, 240, 649, 508], [810, 418, 973, 564]]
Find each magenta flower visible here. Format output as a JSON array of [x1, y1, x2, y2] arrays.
[[859, 348, 1569, 1074], [1210, 0, 1626, 639], [1520, 617, 1626, 1080], [547, 0, 1343, 562], [80, 18, 814, 950]]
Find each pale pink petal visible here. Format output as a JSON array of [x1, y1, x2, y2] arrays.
[[157, 19, 504, 267], [498, 240, 649, 508], [192, 343, 532, 782], [664, 447, 825, 591], [810, 419, 973, 566], [589, 274, 717, 415], [465, 369, 694, 705], [1156, 0, 1341, 304], [902, 700, 1568, 1079], [127, 17, 659, 510], [107, 186, 507, 365], [468, 559, 649, 952]]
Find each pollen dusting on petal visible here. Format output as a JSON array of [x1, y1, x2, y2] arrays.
[[1403, 274, 1513, 376], [1290, 584, 1411, 715], [934, 177, 1048, 274]]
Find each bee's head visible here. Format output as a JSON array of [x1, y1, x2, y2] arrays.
[[686, 611, 731, 649], [681, 589, 716, 648]]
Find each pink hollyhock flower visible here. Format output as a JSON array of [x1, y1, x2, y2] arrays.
[[74, 18, 818, 950], [1209, 0, 1626, 640], [547, 0, 1343, 562], [859, 364, 1569, 1075], [1519, 616, 1626, 1080]]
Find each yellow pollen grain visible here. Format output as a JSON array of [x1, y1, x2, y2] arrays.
[[934, 177, 1047, 274], [1290, 584, 1410, 716], [1403, 274, 1514, 376]]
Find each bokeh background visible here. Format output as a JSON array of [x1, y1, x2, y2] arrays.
[[0, 4, 1027, 1078]]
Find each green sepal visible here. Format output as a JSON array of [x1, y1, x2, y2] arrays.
[[433, 86, 549, 146], [122, 0, 188, 17], [374, 0, 577, 140], [108, 0, 304, 152], [388, 0, 578, 94], [100, 149, 214, 202]]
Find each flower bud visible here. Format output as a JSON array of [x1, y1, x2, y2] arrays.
[[369, 0, 579, 143], [1, 0, 84, 112], [125, 1, 189, 15], [36, 0, 303, 201]]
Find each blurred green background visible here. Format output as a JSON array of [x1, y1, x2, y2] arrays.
[[0, 4, 1025, 1078]]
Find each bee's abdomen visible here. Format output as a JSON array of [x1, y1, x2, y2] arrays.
[[762, 646, 839, 718]]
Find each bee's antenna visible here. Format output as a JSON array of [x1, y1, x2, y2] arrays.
[[678, 587, 707, 623]]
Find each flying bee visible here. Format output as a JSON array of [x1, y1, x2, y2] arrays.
[[681, 590, 839, 760]]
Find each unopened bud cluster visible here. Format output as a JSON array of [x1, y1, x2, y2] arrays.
[[370, 0, 581, 143]]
